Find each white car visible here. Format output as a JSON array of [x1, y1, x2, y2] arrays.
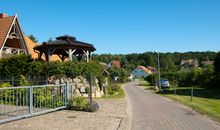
[[156, 79, 170, 89]]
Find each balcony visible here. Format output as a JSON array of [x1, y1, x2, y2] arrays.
[[1, 47, 26, 58]]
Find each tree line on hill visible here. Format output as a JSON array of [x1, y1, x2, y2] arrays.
[[0, 51, 219, 88], [92, 51, 220, 88], [92, 51, 216, 72]]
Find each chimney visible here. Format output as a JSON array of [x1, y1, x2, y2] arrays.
[[0, 13, 9, 19]]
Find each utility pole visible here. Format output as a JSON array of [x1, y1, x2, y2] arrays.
[[157, 52, 161, 91], [89, 74, 93, 103]]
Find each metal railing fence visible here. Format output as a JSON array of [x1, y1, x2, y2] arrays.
[[0, 84, 67, 124], [0, 76, 47, 86]]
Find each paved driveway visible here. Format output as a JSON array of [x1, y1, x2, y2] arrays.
[[0, 99, 129, 130], [124, 82, 220, 130]]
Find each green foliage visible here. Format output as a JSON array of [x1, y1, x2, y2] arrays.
[[0, 82, 11, 88], [28, 61, 44, 76], [43, 61, 65, 78], [0, 55, 32, 77], [161, 66, 215, 87], [108, 83, 121, 95], [145, 73, 157, 85], [28, 34, 38, 43], [19, 75, 28, 86], [0, 55, 104, 84], [85, 87, 90, 94], [63, 61, 78, 78], [97, 75, 104, 90], [118, 68, 128, 83], [157, 87, 220, 122], [68, 97, 89, 111], [85, 61, 103, 79], [92, 51, 217, 72], [106, 83, 125, 98], [214, 51, 220, 85], [108, 66, 120, 80], [108, 67, 128, 83], [0, 86, 65, 108], [67, 97, 99, 112]]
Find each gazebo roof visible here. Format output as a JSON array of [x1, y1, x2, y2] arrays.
[[34, 35, 96, 52]]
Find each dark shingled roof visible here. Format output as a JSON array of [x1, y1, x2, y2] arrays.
[[34, 35, 96, 52]]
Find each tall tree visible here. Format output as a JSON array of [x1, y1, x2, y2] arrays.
[[48, 37, 53, 42], [214, 51, 220, 85], [28, 34, 38, 43]]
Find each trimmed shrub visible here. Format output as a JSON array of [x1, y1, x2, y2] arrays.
[[108, 83, 121, 95], [68, 97, 89, 111], [145, 73, 157, 86], [67, 97, 99, 112]]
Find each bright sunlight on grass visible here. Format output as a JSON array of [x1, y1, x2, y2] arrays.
[[142, 84, 220, 122]]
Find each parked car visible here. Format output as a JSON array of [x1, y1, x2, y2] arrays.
[[156, 79, 170, 89]]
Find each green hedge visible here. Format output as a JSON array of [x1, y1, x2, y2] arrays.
[[0, 55, 103, 82], [146, 65, 215, 88]]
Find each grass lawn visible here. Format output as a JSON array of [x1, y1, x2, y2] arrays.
[[101, 83, 125, 99], [139, 80, 155, 90], [141, 83, 220, 122], [105, 88, 125, 98], [161, 91, 220, 122]]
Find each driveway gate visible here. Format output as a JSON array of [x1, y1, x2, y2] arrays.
[[0, 84, 68, 124]]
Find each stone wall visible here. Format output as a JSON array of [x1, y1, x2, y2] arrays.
[[49, 76, 105, 98]]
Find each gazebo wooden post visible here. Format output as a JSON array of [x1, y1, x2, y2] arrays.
[[46, 48, 51, 62], [66, 49, 76, 61], [69, 49, 72, 61], [89, 51, 91, 62], [83, 50, 90, 62], [38, 51, 43, 60], [86, 50, 89, 62]]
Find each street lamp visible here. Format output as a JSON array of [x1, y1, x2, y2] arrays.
[[157, 51, 161, 91]]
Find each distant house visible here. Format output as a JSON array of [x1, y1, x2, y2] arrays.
[[108, 60, 121, 68], [147, 66, 157, 73], [131, 66, 153, 78], [180, 59, 199, 68], [201, 61, 214, 67]]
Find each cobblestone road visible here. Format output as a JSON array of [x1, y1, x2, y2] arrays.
[[124, 82, 220, 130], [0, 98, 129, 130]]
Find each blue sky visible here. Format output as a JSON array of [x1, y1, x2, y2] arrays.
[[1, 0, 220, 54]]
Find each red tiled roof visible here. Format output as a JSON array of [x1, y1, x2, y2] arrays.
[[111, 60, 121, 68], [137, 66, 152, 74], [0, 16, 15, 49], [147, 66, 157, 72]]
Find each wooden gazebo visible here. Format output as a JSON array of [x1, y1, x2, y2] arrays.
[[33, 35, 96, 62]]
